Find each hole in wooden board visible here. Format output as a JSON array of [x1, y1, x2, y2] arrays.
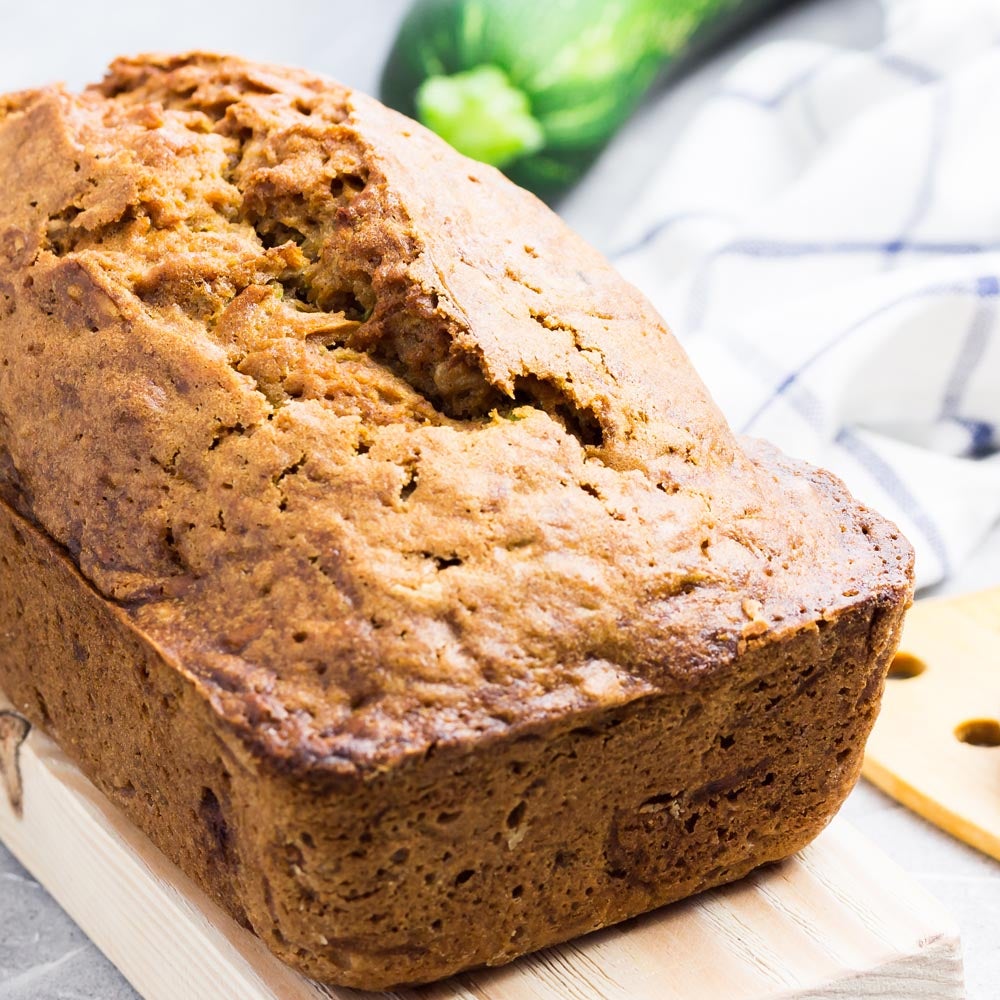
[[954, 719, 1000, 747], [887, 652, 927, 679]]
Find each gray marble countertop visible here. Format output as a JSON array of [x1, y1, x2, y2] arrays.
[[2, 1, 999, 997]]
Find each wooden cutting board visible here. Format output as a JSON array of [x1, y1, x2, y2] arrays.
[[864, 586, 1000, 862], [0, 693, 964, 1000]]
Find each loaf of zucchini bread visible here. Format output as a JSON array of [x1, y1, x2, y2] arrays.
[[0, 53, 913, 989]]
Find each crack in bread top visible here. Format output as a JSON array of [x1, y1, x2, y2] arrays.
[[0, 54, 913, 773]]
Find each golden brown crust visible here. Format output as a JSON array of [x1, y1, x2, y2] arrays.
[[0, 53, 911, 772], [0, 496, 908, 987], [0, 53, 914, 987]]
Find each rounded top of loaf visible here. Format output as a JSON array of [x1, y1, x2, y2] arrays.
[[0, 54, 912, 774]]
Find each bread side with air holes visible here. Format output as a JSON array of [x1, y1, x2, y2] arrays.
[[0, 53, 913, 988]]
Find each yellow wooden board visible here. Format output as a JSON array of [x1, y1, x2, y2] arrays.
[[864, 586, 1000, 862], [0, 692, 964, 1000]]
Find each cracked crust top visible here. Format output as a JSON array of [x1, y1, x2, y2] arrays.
[[0, 54, 912, 774]]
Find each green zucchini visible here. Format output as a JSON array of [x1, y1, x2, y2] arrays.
[[380, 0, 786, 200]]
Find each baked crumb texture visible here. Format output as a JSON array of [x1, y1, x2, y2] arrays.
[[0, 54, 913, 988]]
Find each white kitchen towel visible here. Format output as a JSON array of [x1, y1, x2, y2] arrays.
[[613, 0, 1000, 589]]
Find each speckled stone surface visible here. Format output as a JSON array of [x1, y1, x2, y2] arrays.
[[0, 850, 136, 1000], [2, 0, 998, 997]]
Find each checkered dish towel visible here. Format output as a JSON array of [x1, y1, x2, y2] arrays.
[[614, 0, 1000, 589]]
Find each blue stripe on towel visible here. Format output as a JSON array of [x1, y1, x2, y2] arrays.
[[958, 419, 997, 458], [741, 279, 1000, 431], [977, 275, 1000, 297], [876, 52, 940, 85], [610, 210, 731, 261], [720, 237, 992, 258], [715, 53, 836, 110], [614, 48, 946, 285], [716, 48, 940, 111], [942, 300, 996, 418], [684, 244, 999, 332], [889, 88, 950, 263]]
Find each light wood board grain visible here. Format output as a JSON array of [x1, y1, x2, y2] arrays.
[[864, 586, 1000, 863], [0, 693, 964, 1000]]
